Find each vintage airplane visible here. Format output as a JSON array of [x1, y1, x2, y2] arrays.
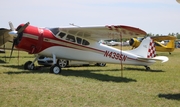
[[129, 36, 176, 54], [0, 22, 169, 74]]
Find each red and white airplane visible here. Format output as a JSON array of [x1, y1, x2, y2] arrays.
[[1, 22, 168, 74]]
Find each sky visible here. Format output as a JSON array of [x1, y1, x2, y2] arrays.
[[0, 0, 180, 35]]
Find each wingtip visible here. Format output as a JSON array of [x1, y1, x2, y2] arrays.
[[152, 56, 169, 63]]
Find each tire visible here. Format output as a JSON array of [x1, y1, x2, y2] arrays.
[[57, 59, 68, 68], [96, 63, 106, 67], [24, 61, 35, 70], [50, 64, 61, 74]]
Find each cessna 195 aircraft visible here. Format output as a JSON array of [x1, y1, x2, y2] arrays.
[[0, 22, 169, 74], [129, 36, 176, 54]]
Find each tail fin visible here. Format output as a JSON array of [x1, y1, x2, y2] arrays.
[[166, 40, 175, 48], [128, 37, 156, 58], [147, 39, 156, 58]]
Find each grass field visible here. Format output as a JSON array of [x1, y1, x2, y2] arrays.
[[0, 47, 180, 107]]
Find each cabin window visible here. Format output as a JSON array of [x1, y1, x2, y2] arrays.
[[82, 39, 90, 45], [76, 37, 82, 44], [155, 42, 161, 47], [66, 35, 75, 42], [58, 32, 66, 38]]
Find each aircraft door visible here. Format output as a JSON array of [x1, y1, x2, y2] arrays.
[[36, 28, 44, 53], [30, 28, 43, 54]]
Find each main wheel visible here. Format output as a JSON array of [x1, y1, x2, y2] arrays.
[[24, 61, 35, 70], [57, 59, 68, 68], [145, 66, 150, 71], [96, 63, 106, 67], [50, 64, 61, 74]]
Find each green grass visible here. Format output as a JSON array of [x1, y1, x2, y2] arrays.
[[0, 48, 180, 107]]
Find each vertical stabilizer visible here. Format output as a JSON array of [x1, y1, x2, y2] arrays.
[[147, 39, 156, 58], [128, 37, 156, 58], [166, 40, 175, 48]]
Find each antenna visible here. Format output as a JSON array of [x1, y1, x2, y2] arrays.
[[69, 23, 80, 27]]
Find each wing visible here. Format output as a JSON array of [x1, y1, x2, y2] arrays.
[[59, 25, 147, 41], [0, 28, 14, 46], [151, 36, 176, 41]]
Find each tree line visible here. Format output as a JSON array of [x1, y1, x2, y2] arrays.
[[147, 32, 180, 39]]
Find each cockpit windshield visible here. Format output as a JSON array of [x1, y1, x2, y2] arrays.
[[47, 28, 90, 46], [47, 28, 59, 36]]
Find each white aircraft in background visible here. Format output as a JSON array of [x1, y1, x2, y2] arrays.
[[0, 22, 168, 74]]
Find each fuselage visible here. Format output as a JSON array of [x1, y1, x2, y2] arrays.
[[15, 24, 154, 66]]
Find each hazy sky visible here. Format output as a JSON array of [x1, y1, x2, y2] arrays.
[[0, 0, 180, 35]]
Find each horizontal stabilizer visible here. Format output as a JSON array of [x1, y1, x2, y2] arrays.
[[151, 56, 169, 63], [138, 56, 169, 63]]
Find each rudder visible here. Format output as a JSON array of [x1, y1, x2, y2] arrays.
[[128, 37, 156, 58], [147, 38, 156, 58]]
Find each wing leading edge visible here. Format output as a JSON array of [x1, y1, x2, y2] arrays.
[[59, 25, 147, 41]]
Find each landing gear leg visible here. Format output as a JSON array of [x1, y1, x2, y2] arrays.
[[24, 55, 39, 70], [145, 66, 150, 71], [50, 54, 61, 74]]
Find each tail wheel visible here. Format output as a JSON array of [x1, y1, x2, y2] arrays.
[[50, 64, 61, 74], [57, 59, 68, 68], [24, 61, 35, 70]]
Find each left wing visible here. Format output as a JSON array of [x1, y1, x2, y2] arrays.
[[59, 25, 147, 41]]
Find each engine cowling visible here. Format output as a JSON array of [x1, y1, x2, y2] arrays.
[[129, 38, 141, 48]]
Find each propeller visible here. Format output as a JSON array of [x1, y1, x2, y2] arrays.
[[8, 22, 30, 61]]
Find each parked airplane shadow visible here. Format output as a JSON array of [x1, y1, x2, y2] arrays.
[[61, 69, 137, 83], [158, 93, 180, 100], [124, 67, 164, 72], [3, 65, 137, 83], [0, 59, 7, 63]]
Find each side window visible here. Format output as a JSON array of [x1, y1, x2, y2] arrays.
[[76, 37, 82, 44], [66, 35, 75, 42], [82, 39, 90, 45], [58, 32, 66, 38]]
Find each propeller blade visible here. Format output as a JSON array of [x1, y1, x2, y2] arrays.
[[9, 40, 16, 61], [9, 21, 15, 31], [17, 22, 30, 34]]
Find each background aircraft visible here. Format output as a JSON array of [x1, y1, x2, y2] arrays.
[[129, 36, 176, 54], [177, 0, 180, 4], [0, 22, 168, 74], [0, 28, 14, 53]]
